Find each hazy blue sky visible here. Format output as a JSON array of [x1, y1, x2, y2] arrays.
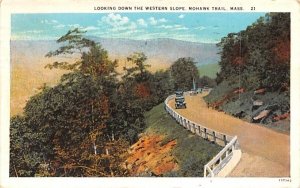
[[11, 13, 266, 43]]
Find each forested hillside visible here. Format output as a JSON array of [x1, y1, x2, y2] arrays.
[[10, 29, 174, 177], [205, 13, 290, 131], [10, 28, 205, 177]]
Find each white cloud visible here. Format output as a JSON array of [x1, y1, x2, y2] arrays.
[[157, 25, 174, 29], [158, 24, 189, 30], [129, 22, 137, 30], [158, 25, 173, 29], [84, 26, 99, 31], [41, 19, 49, 24], [148, 17, 167, 25], [157, 24, 189, 30], [158, 18, 167, 23], [54, 24, 65, 28], [194, 26, 206, 31], [175, 27, 188, 30], [110, 22, 137, 32], [137, 19, 147, 27], [149, 17, 157, 25], [41, 19, 59, 25], [178, 14, 185, 19], [41, 19, 66, 30], [98, 13, 140, 34], [173, 25, 188, 30], [68, 24, 81, 28], [101, 13, 130, 27]]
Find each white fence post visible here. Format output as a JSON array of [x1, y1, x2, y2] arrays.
[[213, 131, 216, 143], [191, 123, 195, 133], [195, 125, 200, 136], [223, 135, 227, 145]]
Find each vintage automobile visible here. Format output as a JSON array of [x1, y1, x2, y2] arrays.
[[175, 91, 184, 97], [175, 91, 186, 109]]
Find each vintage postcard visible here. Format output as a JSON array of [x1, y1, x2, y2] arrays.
[[0, 0, 299, 187]]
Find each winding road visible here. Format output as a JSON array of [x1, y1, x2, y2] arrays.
[[168, 93, 290, 177]]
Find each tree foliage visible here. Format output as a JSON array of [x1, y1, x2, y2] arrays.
[[216, 13, 290, 91], [125, 52, 150, 79], [170, 57, 199, 91]]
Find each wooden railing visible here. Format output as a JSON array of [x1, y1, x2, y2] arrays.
[[204, 136, 239, 177], [164, 93, 240, 177]]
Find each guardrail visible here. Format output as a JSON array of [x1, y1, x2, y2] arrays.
[[164, 93, 240, 177], [204, 136, 239, 177]]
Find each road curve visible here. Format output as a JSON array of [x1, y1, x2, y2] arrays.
[[168, 93, 290, 177]]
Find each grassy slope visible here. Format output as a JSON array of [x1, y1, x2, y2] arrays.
[[144, 103, 222, 177], [198, 63, 220, 79]]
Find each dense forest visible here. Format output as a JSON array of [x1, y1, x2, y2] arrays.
[[205, 13, 290, 129], [10, 29, 200, 177]]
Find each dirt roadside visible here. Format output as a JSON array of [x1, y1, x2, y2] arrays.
[[168, 93, 290, 177]]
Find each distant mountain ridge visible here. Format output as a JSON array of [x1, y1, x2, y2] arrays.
[[94, 38, 220, 65], [11, 38, 220, 66]]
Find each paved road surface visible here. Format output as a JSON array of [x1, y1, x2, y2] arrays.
[[168, 93, 290, 177]]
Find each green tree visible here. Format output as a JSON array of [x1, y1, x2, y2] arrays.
[[123, 52, 151, 82], [149, 70, 174, 104], [216, 13, 290, 91], [170, 57, 199, 91], [10, 116, 52, 176], [45, 28, 118, 80]]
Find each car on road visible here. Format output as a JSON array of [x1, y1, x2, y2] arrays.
[[175, 91, 186, 109]]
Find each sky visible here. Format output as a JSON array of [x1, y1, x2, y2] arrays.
[[11, 13, 266, 43]]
